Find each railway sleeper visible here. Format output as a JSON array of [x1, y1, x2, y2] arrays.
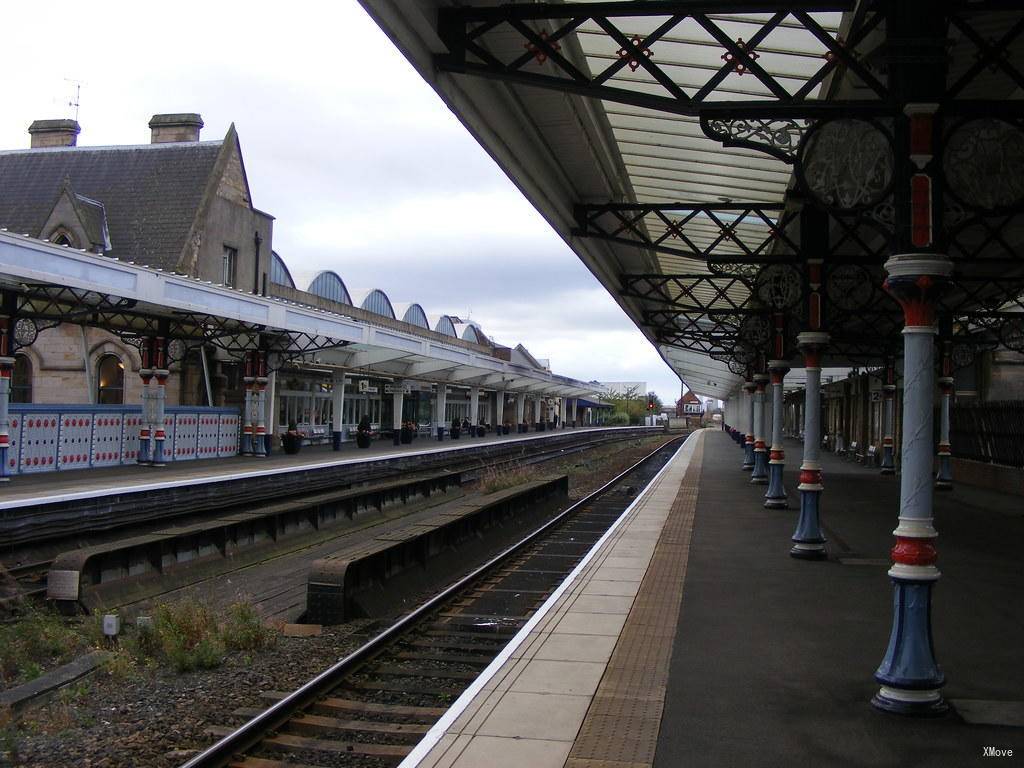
[[207, 726, 412, 760], [259, 692, 446, 722], [232, 708, 428, 741]]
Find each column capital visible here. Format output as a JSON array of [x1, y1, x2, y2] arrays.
[[742, 380, 756, 393], [797, 331, 829, 367], [796, 331, 830, 349], [768, 360, 790, 378], [883, 254, 953, 327]]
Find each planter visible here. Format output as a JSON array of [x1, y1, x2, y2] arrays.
[[502, 425, 510, 435], [451, 428, 461, 440], [400, 430, 414, 445], [356, 432, 372, 449], [282, 432, 303, 455]]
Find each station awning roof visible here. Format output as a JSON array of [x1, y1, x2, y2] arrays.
[[362, 1, 1024, 400], [0, 231, 603, 399]]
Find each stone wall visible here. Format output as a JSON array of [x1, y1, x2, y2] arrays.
[[18, 324, 184, 406]]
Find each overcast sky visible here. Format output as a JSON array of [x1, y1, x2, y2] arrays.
[[0, 1, 685, 404]]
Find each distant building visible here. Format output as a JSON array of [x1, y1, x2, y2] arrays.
[[676, 390, 703, 417], [0, 113, 273, 408], [599, 381, 646, 397]]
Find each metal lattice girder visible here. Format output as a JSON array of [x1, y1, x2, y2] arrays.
[[577, 202, 799, 262], [577, 201, 895, 265], [437, 1, 887, 121], [13, 284, 351, 362], [620, 272, 756, 310]]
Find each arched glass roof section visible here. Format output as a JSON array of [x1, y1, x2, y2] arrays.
[[461, 323, 486, 345], [308, 271, 352, 305], [401, 303, 429, 329], [270, 251, 295, 288], [361, 288, 396, 319], [433, 315, 457, 337]]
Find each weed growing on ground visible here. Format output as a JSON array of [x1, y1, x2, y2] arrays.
[[476, 463, 533, 494], [0, 607, 87, 688], [221, 602, 277, 653], [152, 601, 225, 672], [122, 599, 276, 673]]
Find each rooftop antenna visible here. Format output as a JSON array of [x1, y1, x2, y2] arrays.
[[64, 78, 84, 122]]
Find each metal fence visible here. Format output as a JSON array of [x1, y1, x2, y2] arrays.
[[950, 401, 1024, 469]]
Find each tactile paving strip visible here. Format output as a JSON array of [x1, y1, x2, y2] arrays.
[[565, 437, 704, 768]]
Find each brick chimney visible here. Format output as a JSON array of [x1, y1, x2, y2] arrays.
[[28, 119, 81, 148], [148, 113, 204, 143]]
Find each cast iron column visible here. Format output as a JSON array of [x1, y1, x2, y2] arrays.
[[873, 253, 951, 716], [751, 373, 769, 484], [516, 392, 526, 432], [331, 372, 346, 449], [742, 377, 755, 470], [881, 357, 897, 474], [765, 361, 790, 508], [241, 350, 254, 456], [0, 319, 12, 482], [436, 384, 447, 440], [151, 337, 169, 467], [935, 337, 954, 490], [791, 332, 829, 559], [393, 385, 404, 446], [253, 351, 267, 457], [137, 337, 153, 465], [469, 387, 480, 436]]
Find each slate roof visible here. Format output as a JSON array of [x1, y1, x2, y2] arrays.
[[0, 140, 223, 271]]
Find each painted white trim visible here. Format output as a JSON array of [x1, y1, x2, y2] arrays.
[[888, 563, 941, 581], [397, 431, 699, 768], [877, 685, 941, 703]]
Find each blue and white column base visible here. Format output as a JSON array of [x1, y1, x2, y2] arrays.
[[935, 453, 953, 491], [764, 462, 787, 508], [880, 444, 896, 475], [751, 449, 769, 484], [791, 467, 826, 559], [873, 568, 947, 716], [743, 441, 755, 471]]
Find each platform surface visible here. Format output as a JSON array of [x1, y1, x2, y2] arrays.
[[403, 428, 1023, 768], [0, 426, 643, 510]]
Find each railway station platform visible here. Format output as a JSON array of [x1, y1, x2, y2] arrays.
[[404, 429, 1023, 768], [0, 426, 644, 511]]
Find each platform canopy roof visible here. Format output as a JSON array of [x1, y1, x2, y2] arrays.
[[0, 230, 602, 399], [362, 1, 1024, 399]]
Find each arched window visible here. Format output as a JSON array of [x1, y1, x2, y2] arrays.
[[96, 354, 125, 405], [11, 355, 32, 403], [49, 229, 77, 248]]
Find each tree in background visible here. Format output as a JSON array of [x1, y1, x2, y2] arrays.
[[599, 383, 643, 424]]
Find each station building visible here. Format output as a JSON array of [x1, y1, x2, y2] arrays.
[[0, 115, 602, 473]]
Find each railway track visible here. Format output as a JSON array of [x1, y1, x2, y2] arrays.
[[0, 430, 648, 604], [3, 559, 52, 599], [181, 435, 685, 768]]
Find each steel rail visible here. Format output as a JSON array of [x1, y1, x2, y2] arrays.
[[179, 432, 686, 768]]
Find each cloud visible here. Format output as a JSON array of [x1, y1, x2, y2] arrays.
[[0, 0, 683, 404]]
